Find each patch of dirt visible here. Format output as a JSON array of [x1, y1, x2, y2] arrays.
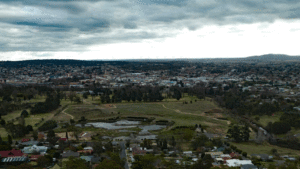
[[206, 109, 223, 113], [102, 104, 117, 109]]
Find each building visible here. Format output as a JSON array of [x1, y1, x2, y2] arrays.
[[0, 150, 25, 158], [241, 164, 258, 169], [226, 159, 253, 167], [22, 145, 48, 154], [61, 151, 80, 158]]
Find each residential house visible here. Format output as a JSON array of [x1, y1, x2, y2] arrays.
[[77, 149, 93, 155], [251, 154, 272, 161], [226, 159, 253, 167], [241, 164, 258, 169], [59, 138, 68, 142], [229, 152, 240, 159], [29, 155, 42, 161], [80, 156, 93, 163], [19, 140, 39, 146], [61, 150, 80, 158], [183, 151, 193, 157], [205, 152, 223, 159], [21, 138, 30, 143], [1, 156, 28, 165], [0, 149, 25, 158], [132, 147, 147, 156], [84, 146, 93, 151], [22, 145, 48, 154], [91, 156, 101, 164], [38, 132, 46, 140]]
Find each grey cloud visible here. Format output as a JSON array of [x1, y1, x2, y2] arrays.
[[1, 0, 300, 53]]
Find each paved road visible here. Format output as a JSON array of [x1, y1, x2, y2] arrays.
[[119, 142, 129, 169]]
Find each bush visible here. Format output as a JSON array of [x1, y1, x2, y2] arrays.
[[21, 110, 29, 118], [230, 145, 237, 151], [38, 120, 57, 131], [236, 149, 242, 154], [242, 152, 247, 157]]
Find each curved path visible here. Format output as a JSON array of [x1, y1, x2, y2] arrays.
[[160, 103, 231, 124], [61, 107, 74, 119]]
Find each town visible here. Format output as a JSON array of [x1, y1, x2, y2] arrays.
[[0, 58, 300, 169]]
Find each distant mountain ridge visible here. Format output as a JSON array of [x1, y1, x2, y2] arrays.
[[244, 54, 300, 62], [1, 54, 300, 64]]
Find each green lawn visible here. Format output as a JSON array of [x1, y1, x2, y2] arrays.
[[163, 100, 221, 114], [230, 141, 300, 156], [25, 95, 47, 103], [1, 95, 230, 140], [0, 128, 9, 140], [252, 112, 282, 127], [1, 109, 30, 122], [58, 96, 230, 135]]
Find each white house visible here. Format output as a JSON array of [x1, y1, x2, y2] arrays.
[[226, 159, 253, 167], [22, 145, 48, 154]]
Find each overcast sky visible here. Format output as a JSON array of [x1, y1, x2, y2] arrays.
[[1, 0, 300, 60]]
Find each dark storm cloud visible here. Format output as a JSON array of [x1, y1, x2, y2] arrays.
[[1, 0, 300, 53]]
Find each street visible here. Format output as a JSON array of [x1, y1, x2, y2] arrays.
[[119, 142, 129, 169]]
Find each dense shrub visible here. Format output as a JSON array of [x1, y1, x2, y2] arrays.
[[38, 120, 57, 131]]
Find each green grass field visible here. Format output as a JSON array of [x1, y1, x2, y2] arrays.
[[64, 98, 229, 135], [0, 128, 8, 140], [230, 141, 300, 156], [252, 112, 282, 127]]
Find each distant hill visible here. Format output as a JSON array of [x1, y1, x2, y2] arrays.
[[1, 54, 300, 65], [244, 54, 300, 62]]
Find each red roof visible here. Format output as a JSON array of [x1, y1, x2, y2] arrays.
[[229, 152, 239, 158], [222, 157, 231, 162], [30, 155, 42, 161], [132, 147, 146, 156], [22, 138, 30, 142], [59, 138, 68, 141], [0, 150, 24, 158], [77, 150, 93, 154]]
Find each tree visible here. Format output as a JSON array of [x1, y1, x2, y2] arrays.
[[21, 110, 29, 117], [66, 131, 69, 140], [241, 125, 250, 142], [173, 89, 181, 101], [74, 96, 81, 104], [83, 92, 88, 99], [26, 125, 33, 132], [132, 154, 156, 169], [68, 92, 76, 103], [70, 119, 75, 125], [269, 122, 291, 134], [0, 119, 6, 126], [271, 148, 278, 155], [105, 141, 113, 152], [171, 136, 176, 148], [126, 140, 130, 148], [33, 130, 38, 140], [162, 139, 168, 150], [191, 134, 209, 150], [62, 156, 89, 169], [8, 135, 12, 145], [95, 159, 123, 169], [93, 141, 104, 156], [47, 129, 57, 145], [37, 156, 51, 168], [8, 163, 34, 169], [227, 124, 250, 142], [0, 135, 2, 144], [109, 152, 125, 168], [19, 116, 25, 126]]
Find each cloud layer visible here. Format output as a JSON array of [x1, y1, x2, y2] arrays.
[[0, 0, 300, 59]]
